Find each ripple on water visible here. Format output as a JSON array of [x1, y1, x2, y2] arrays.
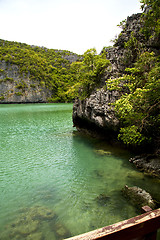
[[0, 103, 160, 239]]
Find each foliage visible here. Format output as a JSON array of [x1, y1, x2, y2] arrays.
[[0, 40, 110, 102], [0, 95, 5, 100], [0, 39, 81, 102], [70, 48, 111, 98], [124, 32, 141, 53], [118, 126, 147, 145], [140, 0, 160, 39], [16, 81, 28, 90], [2, 77, 14, 82], [15, 92, 23, 96], [107, 52, 160, 146], [117, 19, 127, 30], [105, 1, 160, 147]]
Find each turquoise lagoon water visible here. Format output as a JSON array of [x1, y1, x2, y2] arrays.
[[0, 103, 160, 240]]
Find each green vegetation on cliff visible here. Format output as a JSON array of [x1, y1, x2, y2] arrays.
[[0, 39, 81, 102], [107, 0, 160, 147], [140, 0, 160, 39], [108, 52, 160, 146], [0, 40, 111, 103], [69, 48, 111, 99]]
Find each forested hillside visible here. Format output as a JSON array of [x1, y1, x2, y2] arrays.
[[0, 39, 81, 102]]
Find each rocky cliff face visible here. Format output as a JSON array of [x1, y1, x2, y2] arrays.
[[72, 11, 159, 138], [0, 61, 52, 103], [105, 13, 142, 77], [0, 40, 81, 103], [73, 89, 120, 139], [72, 13, 141, 136]]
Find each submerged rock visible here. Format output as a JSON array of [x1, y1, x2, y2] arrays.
[[94, 170, 104, 178], [129, 155, 160, 178], [17, 219, 39, 235], [54, 223, 71, 239], [0, 205, 71, 240], [26, 232, 43, 240], [94, 149, 112, 156], [122, 185, 156, 210], [30, 206, 56, 220], [95, 194, 111, 206], [8, 216, 40, 239]]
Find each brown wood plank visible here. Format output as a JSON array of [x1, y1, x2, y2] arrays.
[[65, 208, 160, 240], [141, 205, 153, 213]]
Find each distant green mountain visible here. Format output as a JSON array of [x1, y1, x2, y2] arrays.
[[0, 39, 81, 103]]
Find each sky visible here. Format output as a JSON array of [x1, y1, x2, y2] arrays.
[[0, 0, 142, 54]]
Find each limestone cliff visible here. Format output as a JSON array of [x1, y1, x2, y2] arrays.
[[0, 61, 52, 103], [72, 11, 159, 140], [72, 13, 142, 137], [0, 40, 80, 103], [73, 89, 120, 139]]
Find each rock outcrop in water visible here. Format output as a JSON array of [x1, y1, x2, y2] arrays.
[[72, 9, 160, 177], [73, 12, 159, 137], [72, 13, 144, 138], [72, 88, 120, 139], [129, 155, 160, 179], [122, 185, 156, 210]]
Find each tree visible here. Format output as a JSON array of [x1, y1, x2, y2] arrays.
[[107, 52, 160, 146], [140, 0, 160, 39], [105, 0, 160, 147], [71, 48, 111, 98]]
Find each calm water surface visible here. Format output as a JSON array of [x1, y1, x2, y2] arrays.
[[0, 103, 160, 240]]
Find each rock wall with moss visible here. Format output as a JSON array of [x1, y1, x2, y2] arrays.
[[72, 8, 160, 152], [0, 39, 81, 103], [0, 60, 52, 103], [73, 13, 143, 137]]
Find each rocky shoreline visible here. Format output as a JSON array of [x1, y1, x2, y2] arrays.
[[122, 185, 156, 210], [72, 10, 160, 179], [129, 154, 160, 179]]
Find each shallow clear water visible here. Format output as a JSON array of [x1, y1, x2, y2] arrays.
[[0, 103, 160, 240]]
